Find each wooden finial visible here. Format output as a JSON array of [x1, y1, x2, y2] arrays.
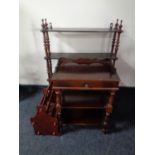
[[49, 22, 52, 29], [44, 18, 48, 30], [41, 19, 45, 29], [41, 19, 44, 24], [116, 19, 119, 23], [119, 20, 123, 32], [110, 23, 113, 30], [120, 20, 123, 25], [44, 19, 46, 25], [114, 19, 119, 30], [45, 18, 47, 23]]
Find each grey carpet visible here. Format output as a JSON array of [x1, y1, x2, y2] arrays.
[[19, 87, 135, 155]]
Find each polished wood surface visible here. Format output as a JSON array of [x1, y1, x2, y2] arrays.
[[52, 72, 119, 90], [52, 59, 119, 90], [52, 72, 119, 81]]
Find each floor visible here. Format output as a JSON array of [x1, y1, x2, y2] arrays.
[[19, 86, 135, 155]]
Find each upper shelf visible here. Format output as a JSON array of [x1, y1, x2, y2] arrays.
[[45, 52, 117, 60], [41, 28, 123, 33]]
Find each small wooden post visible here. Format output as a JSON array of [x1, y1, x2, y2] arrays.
[[103, 91, 116, 133], [55, 90, 62, 134], [41, 19, 52, 82], [113, 20, 123, 67], [111, 19, 119, 55]]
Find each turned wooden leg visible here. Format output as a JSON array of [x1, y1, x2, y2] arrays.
[[103, 91, 116, 133], [55, 90, 62, 135]]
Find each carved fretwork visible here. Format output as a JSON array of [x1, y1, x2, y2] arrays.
[[58, 57, 111, 66]]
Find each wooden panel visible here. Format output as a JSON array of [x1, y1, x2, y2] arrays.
[[52, 72, 119, 81], [52, 80, 119, 89]]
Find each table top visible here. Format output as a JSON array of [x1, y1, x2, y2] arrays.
[[52, 71, 119, 82]]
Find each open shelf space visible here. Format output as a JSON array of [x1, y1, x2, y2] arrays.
[[62, 109, 104, 125], [62, 90, 108, 109], [62, 118, 102, 125]]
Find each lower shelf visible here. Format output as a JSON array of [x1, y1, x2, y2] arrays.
[[62, 102, 105, 109], [62, 90, 108, 110], [62, 109, 104, 125], [62, 118, 102, 125]]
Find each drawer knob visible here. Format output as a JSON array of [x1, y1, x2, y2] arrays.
[[84, 83, 89, 87]]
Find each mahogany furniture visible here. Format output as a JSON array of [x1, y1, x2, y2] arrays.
[[31, 19, 123, 135]]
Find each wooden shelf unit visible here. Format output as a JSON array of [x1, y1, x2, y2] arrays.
[[30, 18, 123, 135]]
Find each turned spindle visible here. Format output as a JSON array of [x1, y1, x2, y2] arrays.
[[55, 90, 62, 134], [49, 22, 53, 29], [103, 91, 116, 133], [113, 20, 123, 66], [111, 19, 119, 54], [41, 19, 52, 81], [110, 23, 113, 30]]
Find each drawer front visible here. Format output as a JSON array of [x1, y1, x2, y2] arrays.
[[52, 80, 119, 89]]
